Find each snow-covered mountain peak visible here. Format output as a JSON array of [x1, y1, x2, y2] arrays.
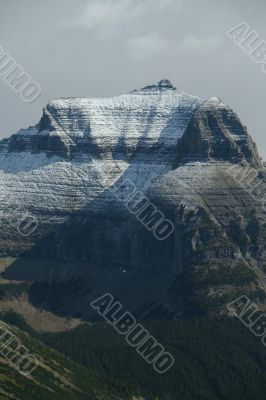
[[0, 81, 261, 276], [0, 82, 260, 173], [31, 82, 203, 160]]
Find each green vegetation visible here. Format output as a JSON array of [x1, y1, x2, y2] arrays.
[[0, 317, 137, 400], [178, 262, 258, 315], [197, 264, 257, 286], [2, 312, 266, 400]]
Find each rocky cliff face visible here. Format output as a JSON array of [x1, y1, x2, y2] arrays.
[[175, 98, 260, 166], [0, 80, 265, 319]]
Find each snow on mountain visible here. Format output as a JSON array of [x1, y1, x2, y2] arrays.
[[0, 80, 202, 214], [0, 79, 261, 256], [0, 80, 266, 320]]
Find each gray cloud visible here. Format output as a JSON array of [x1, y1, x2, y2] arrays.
[[0, 0, 266, 157]]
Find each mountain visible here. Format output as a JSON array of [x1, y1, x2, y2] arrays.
[[0, 79, 266, 321]]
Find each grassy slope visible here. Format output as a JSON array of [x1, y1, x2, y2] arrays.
[[0, 317, 137, 400]]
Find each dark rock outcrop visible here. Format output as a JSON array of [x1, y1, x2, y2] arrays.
[[175, 98, 261, 167]]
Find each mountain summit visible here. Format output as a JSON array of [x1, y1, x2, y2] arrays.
[[135, 79, 176, 92], [0, 82, 265, 319], [2, 80, 260, 166]]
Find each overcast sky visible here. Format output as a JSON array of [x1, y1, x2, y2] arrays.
[[0, 0, 266, 157]]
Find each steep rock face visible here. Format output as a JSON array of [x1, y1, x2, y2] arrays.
[[0, 80, 265, 318], [175, 98, 260, 166]]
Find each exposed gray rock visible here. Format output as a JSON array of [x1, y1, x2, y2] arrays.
[[0, 81, 265, 318], [174, 98, 261, 167]]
